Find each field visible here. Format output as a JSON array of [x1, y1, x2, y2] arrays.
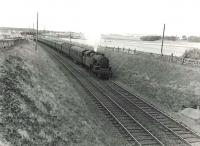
[[102, 49, 200, 110], [100, 39, 200, 56]]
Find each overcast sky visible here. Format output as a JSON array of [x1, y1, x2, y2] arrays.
[[0, 0, 200, 37]]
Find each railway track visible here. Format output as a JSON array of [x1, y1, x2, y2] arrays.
[[42, 43, 164, 146], [41, 43, 200, 145], [103, 81, 200, 145], [90, 79, 200, 146]]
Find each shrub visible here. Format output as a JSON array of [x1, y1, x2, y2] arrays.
[[182, 35, 187, 40], [188, 36, 200, 42], [140, 36, 161, 41], [140, 35, 179, 41], [183, 48, 200, 60], [164, 36, 179, 41]]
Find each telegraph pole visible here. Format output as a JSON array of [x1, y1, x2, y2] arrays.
[[69, 31, 71, 44], [35, 12, 38, 51], [32, 23, 34, 40], [161, 24, 165, 56]]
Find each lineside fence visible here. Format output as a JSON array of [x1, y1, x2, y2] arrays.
[[99, 46, 200, 68], [0, 38, 25, 49]]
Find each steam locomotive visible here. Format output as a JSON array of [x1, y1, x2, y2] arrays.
[[38, 37, 112, 79]]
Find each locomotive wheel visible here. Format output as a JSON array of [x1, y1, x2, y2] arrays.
[[97, 73, 101, 78], [89, 65, 93, 72], [105, 75, 109, 80]]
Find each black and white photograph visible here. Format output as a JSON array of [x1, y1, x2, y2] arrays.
[[0, 0, 200, 145]]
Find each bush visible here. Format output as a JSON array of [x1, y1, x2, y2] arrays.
[[140, 35, 179, 41], [164, 36, 179, 41], [140, 36, 161, 41], [182, 35, 187, 40], [188, 36, 200, 42], [183, 48, 200, 60]]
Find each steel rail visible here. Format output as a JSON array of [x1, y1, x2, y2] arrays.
[[41, 43, 142, 145], [41, 43, 164, 146], [109, 81, 200, 145], [97, 80, 191, 145]]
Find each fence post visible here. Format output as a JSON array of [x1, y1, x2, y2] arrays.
[[134, 49, 136, 54], [6, 41, 8, 48], [171, 53, 173, 62], [182, 57, 185, 64]]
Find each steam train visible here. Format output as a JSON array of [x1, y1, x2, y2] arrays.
[[38, 37, 112, 79]]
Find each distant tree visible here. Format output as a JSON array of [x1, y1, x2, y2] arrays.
[[140, 35, 180, 41], [164, 36, 179, 41], [188, 36, 200, 42], [182, 35, 187, 40], [140, 36, 161, 41], [183, 48, 200, 60]]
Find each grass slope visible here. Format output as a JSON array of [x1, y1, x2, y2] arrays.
[[101, 49, 200, 112], [0, 41, 128, 146]]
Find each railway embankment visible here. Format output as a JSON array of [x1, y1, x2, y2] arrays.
[[99, 48, 200, 133], [0, 40, 127, 146]]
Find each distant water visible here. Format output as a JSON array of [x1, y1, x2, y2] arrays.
[[100, 39, 200, 57], [60, 38, 200, 57]]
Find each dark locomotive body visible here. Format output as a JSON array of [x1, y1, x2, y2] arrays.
[[83, 50, 112, 78], [38, 37, 112, 79]]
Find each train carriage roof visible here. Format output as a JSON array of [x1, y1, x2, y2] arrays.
[[71, 46, 88, 54], [40, 37, 94, 50], [63, 40, 94, 50], [56, 41, 64, 45]]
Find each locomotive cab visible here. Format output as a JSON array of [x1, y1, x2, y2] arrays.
[[92, 53, 112, 79], [83, 50, 95, 69]]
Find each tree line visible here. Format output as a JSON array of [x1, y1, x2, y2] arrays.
[[140, 35, 200, 42]]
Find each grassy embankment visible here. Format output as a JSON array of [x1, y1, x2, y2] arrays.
[[100, 48, 200, 112], [0, 41, 129, 146]]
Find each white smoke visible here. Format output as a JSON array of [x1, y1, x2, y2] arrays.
[[84, 32, 101, 52]]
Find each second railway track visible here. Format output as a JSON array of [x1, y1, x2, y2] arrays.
[[41, 43, 200, 146], [106, 81, 200, 145]]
